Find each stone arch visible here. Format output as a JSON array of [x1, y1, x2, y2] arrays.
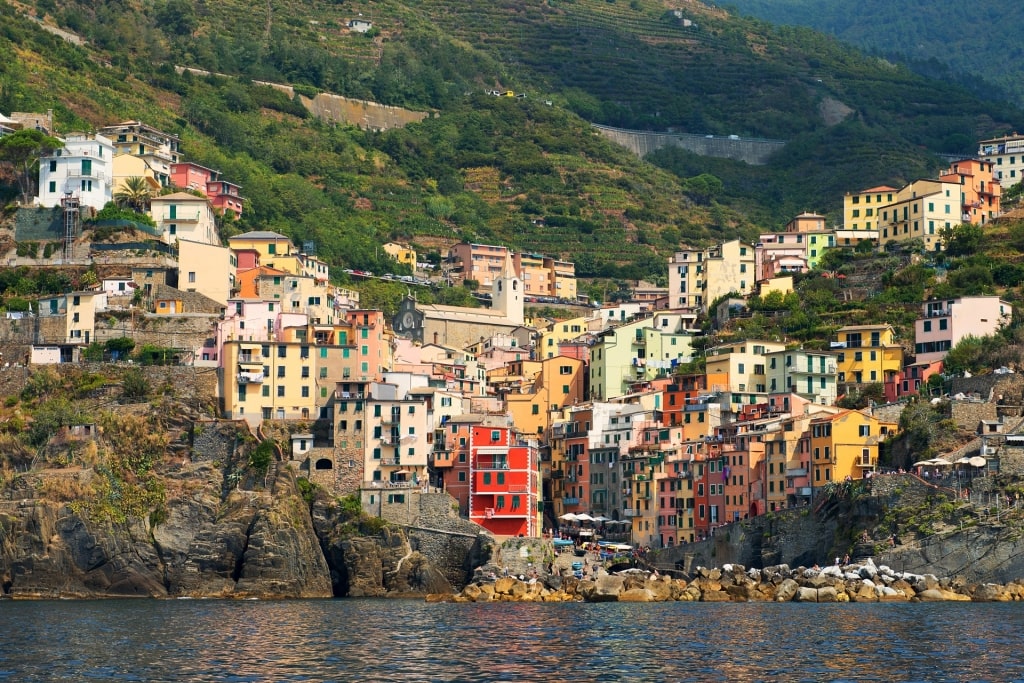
[[315, 458, 334, 470]]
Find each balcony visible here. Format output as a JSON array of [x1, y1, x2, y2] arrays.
[[796, 487, 812, 497], [477, 461, 510, 470], [785, 468, 808, 478], [237, 371, 264, 384], [562, 497, 580, 505], [334, 390, 365, 400], [380, 458, 403, 466], [161, 211, 201, 223], [622, 509, 640, 517]]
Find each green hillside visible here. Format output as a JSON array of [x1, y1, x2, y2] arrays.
[[725, 0, 1024, 107], [2, 0, 1024, 278]]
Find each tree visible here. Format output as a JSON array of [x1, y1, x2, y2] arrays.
[[940, 222, 983, 256], [681, 173, 723, 205], [114, 176, 154, 212], [0, 129, 62, 204]]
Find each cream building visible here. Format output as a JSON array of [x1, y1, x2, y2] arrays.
[[178, 239, 235, 305], [668, 239, 756, 312], [150, 192, 219, 246]]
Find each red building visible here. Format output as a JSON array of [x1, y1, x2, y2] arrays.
[[468, 425, 538, 537]]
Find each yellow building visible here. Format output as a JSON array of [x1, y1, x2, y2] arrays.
[[810, 410, 898, 488], [703, 340, 787, 414], [876, 179, 960, 251], [222, 340, 319, 422], [833, 324, 903, 386], [110, 154, 162, 197], [843, 186, 897, 232], [537, 316, 590, 359], [228, 230, 295, 260], [382, 242, 417, 268]]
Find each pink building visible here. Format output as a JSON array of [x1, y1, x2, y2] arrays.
[[755, 233, 808, 283], [914, 296, 1011, 364], [884, 360, 943, 403], [344, 309, 389, 381], [170, 162, 245, 219], [170, 162, 216, 193], [213, 299, 276, 365]]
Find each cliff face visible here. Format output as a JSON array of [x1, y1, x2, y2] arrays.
[[0, 463, 333, 599], [0, 416, 463, 600]]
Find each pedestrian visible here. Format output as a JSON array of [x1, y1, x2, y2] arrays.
[[834, 556, 840, 566], [843, 553, 850, 565]]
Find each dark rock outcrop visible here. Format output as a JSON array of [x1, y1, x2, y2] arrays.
[[0, 464, 332, 599]]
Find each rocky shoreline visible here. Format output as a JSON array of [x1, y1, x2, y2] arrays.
[[431, 558, 1024, 604]]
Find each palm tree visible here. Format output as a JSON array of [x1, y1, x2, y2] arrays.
[[114, 176, 154, 213]]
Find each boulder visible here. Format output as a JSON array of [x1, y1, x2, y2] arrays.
[[775, 578, 799, 602], [462, 583, 482, 601], [851, 582, 879, 603], [585, 574, 625, 602], [816, 586, 838, 602], [645, 577, 673, 602], [701, 589, 732, 602], [795, 586, 819, 602], [619, 588, 654, 602], [493, 577, 516, 595]]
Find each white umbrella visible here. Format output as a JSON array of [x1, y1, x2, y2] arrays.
[[955, 457, 973, 465], [593, 515, 610, 523], [559, 513, 579, 521], [930, 458, 952, 467], [968, 456, 987, 467], [575, 513, 595, 522], [912, 460, 933, 467]]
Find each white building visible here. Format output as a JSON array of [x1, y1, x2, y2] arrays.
[[979, 134, 1024, 190], [37, 133, 115, 211]]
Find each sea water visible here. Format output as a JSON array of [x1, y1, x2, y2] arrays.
[[1, 599, 1021, 682]]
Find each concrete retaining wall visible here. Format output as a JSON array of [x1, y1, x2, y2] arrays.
[[593, 124, 785, 165]]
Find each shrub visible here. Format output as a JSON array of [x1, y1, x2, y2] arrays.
[[121, 367, 149, 401], [249, 439, 275, 476]]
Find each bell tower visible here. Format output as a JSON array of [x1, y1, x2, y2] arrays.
[[492, 253, 523, 325]]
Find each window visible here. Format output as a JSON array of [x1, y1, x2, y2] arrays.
[[278, 346, 287, 358], [301, 386, 310, 398], [532, 405, 539, 415], [277, 366, 285, 378], [277, 386, 285, 397], [188, 272, 196, 283]]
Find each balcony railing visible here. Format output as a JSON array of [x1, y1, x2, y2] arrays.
[[237, 372, 264, 384], [562, 497, 580, 505], [622, 509, 640, 517], [161, 211, 201, 222]]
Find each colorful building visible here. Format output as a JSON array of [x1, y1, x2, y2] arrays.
[[468, 425, 540, 538], [913, 296, 1011, 364], [150, 192, 219, 246], [809, 410, 898, 489], [833, 324, 903, 387]]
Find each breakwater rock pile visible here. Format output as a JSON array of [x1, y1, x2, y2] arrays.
[[432, 559, 1024, 604]]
